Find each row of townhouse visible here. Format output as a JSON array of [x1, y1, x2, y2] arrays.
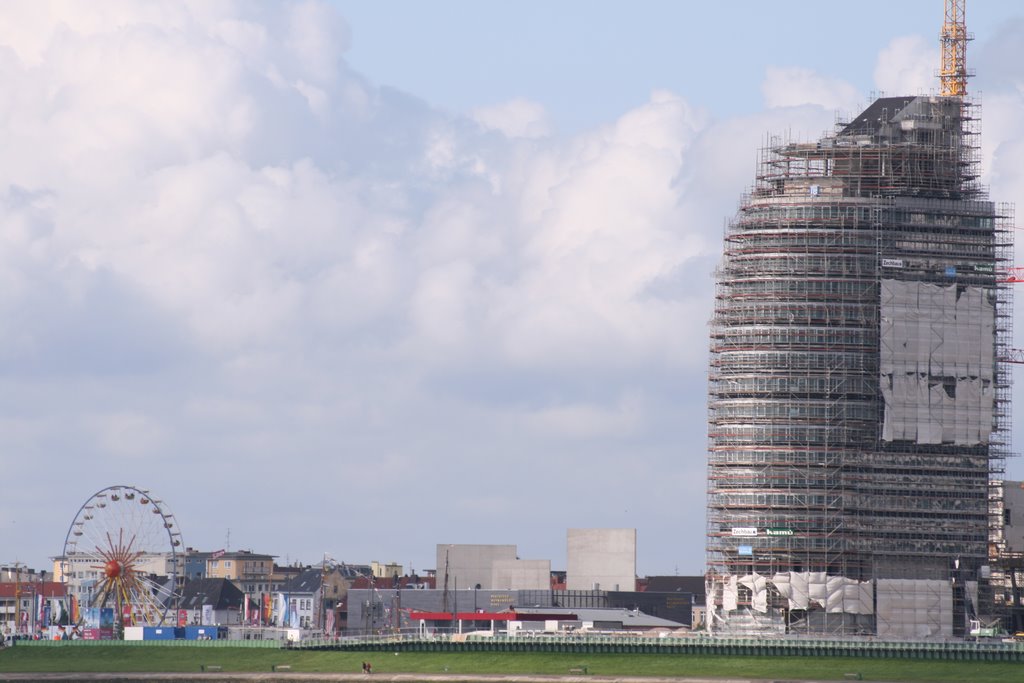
[[176, 564, 369, 629]]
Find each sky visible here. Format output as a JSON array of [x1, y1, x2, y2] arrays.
[[2, 0, 1024, 579]]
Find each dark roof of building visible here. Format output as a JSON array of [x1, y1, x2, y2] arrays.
[[644, 576, 705, 595], [280, 568, 324, 594], [178, 578, 244, 610], [840, 96, 917, 136]]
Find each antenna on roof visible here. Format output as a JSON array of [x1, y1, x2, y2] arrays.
[[939, 0, 972, 97]]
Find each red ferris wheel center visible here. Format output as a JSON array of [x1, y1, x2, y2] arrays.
[[104, 560, 123, 579]]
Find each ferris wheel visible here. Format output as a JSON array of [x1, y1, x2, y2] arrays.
[[61, 485, 183, 628]]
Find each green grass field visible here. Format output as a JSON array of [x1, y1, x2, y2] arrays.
[[0, 647, 1020, 681]]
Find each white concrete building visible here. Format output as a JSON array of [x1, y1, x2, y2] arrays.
[[491, 559, 550, 590], [436, 544, 517, 590], [566, 528, 636, 591]]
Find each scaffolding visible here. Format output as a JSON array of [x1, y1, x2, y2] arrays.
[[706, 95, 1013, 637]]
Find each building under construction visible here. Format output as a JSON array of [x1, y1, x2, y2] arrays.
[[705, 2, 1014, 638]]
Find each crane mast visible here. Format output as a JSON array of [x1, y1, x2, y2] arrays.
[[939, 0, 972, 96]]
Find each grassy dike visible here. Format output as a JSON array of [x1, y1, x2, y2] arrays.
[[1, 647, 1021, 682]]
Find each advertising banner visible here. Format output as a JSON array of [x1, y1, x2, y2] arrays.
[[82, 607, 114, 640]]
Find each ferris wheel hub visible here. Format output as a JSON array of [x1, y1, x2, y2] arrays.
[[104, 560, 122, 579]]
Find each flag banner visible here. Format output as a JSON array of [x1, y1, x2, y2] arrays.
[[275, 594, 287, 626], [51, 599, 65, 624]]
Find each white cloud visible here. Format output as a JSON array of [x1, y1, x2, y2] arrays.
[[89, 411, 167, 458], [874, 35, 937, 96], [0, 2, 728, 575], [761, 66, 859, 112], [471, 98, 552, 139], [983, 92, 1024, 196], [410, 261, 477, 351], [487, 91, 713, 370], [523, 392, 645, 439], [284, 0, 351, 84]]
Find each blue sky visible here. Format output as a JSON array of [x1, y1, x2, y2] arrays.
[[2, 0, 1024, 580], [335, 0, 1021, 130]]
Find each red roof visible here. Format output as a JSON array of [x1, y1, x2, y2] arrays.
[[0, 582, 67, 598]]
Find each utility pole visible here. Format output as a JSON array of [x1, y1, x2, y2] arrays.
[[442, 550, 450, 614]]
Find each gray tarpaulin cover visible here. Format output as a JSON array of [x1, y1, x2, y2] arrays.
[[880, 280, 993, 445], [876, 578, 952, 638]]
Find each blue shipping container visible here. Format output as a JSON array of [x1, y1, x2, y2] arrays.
[[142, 627, 176, 640]]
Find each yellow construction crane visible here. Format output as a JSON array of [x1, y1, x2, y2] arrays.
[[939, 0, 972, 96]]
